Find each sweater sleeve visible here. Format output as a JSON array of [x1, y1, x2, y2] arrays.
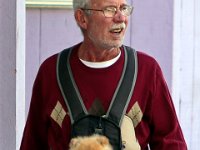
[[149, 64, 187, 150], [20, 65, 49, 150]]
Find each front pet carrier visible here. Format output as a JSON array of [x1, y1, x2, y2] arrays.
[[57, 45, 138, 150]]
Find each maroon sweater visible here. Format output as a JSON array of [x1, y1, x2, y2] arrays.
[[20, 44, 187, 150]]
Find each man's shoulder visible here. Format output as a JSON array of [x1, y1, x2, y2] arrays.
[[40, 46, 74, 68], [123, 46, 158, 67], [135, 50, 163, 77], [40, 53, 58, 69], [39, 44, 80, 72], [137, 51, 157, 64]]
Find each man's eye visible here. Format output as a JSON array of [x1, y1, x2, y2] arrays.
[[105, 7, 116, 12], [121, 6, 128, 11]]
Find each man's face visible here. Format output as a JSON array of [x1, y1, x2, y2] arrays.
[[84, 0, 130, 50]]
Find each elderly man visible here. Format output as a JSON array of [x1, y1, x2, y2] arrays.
[[20, 0, 187, 149]]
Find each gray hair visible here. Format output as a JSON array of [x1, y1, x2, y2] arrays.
[[73, 0, 91, 34], [73, 0, 91, 10]]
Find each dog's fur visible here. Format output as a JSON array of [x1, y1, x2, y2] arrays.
[[69, 134, 113, 150]]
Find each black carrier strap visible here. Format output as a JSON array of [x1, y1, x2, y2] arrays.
[[56, 45, 138, 125], [56, 47, 87, 123], [107, 46, 138, 126]]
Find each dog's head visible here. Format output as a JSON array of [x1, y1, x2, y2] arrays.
[[69, 134, 113, 150]]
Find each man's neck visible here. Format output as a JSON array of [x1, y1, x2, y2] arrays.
[[78, 43, 121, 62]]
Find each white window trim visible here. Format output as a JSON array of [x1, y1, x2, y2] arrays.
[[26, 0, 73, 8], [16, 1, 26, 150]]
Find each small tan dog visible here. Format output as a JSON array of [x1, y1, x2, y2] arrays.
[[69, 134, 113, 150]]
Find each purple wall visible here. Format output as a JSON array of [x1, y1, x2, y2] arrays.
[[131, 0, 173, 87], [26, 1, 173, 114], [26, 8, 83, 113]]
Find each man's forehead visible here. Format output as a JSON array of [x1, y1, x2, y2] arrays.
[[90, 0, 131, 5]]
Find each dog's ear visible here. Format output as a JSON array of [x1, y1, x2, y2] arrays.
[[69, 138, 81, 148], [96, 136, 109, 146]]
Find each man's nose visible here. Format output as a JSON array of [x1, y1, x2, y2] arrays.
[[113, 10, 126, 22]]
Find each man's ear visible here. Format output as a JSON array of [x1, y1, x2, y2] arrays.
[[74, 9, 88, 29]]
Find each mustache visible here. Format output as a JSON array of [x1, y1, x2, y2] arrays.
[[110, 23, 126, 30]]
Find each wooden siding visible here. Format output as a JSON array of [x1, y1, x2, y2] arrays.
[[172, 0, 200, 149]]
